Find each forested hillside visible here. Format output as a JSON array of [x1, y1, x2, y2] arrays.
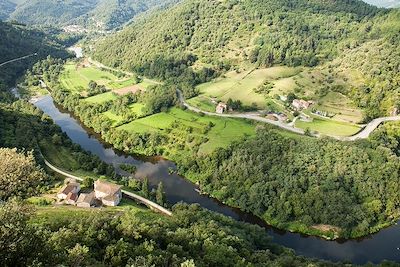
[[180, 128, 400, 238], [93, 0, 400, 118], [3, 0, 178, 31], [0, 21, 67, 92]]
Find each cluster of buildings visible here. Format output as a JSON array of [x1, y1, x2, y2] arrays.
[[292, 99, 314, 110], [57, 179, 122, 208]]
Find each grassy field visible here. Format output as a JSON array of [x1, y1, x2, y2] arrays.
[[197, 66, 302, 107], [119, 107, 255, 154], [60, 62, 119, 93], [85, 92, 118, 104], [186, 96, 216, 112], [296, 116, 361, 136], [314, 92, 363, 123]]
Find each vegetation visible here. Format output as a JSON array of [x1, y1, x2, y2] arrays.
[[93, 0, 400, 119], [4, 0, 178, 31], [0, 21, 67, 94], [180, 127, 400, 239], [0, 148, 47, 201]]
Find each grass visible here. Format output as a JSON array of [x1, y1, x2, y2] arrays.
[[60, 62, 118, 93], [118, 107, 255, 154], [296, 116, 361, 136], [85, 92, 118, 104], [315, 92, 363, 123], [186, 96, 216, 113], [39, 140, 81, 171], [197, 66, 302, 108], [130, 103, 146, 116]]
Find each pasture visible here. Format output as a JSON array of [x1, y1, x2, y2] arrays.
[[60, 62, 119, 93], [196, 66, 302, 107], [296, 116, 361, 136], [118, 107, 255, 154]]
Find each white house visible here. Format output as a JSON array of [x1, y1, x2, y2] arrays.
[[216, 102, 227, 114], [57, 182, 80, 200], [94, 180, 122, 206]]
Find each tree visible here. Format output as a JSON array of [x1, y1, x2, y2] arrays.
[[83, 176, 94, 188], [68, 244, 90, 267], [0, 148, 47, 200], [142, 177, 149, 198], [156, 182, 165, 206]]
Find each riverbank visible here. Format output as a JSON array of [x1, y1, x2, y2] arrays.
[[38, 86, 399, 242], [30, 94, 400, 264]]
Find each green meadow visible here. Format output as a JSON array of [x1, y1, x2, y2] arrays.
[[296, 116, 361, 137], [118, 107, 255, 154]]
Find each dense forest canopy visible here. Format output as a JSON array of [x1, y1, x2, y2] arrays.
[[0, 0, 179, 31], [0, 21, 68, 92], [93, 0, 400, 118], [180, 127, 400, 238]]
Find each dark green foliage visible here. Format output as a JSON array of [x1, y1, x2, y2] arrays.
[[0, 201, 348, 267], [156, 181, 165, 206], [142, 177, 149, 198], [0, 21, 68, 89], [8, 0, 178, 31], [181, 127, 400, 238]]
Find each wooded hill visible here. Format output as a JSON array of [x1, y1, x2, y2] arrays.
[[0, 21, 68, 96], [93, 0, 400, 118], [0, 0, 178, 31]]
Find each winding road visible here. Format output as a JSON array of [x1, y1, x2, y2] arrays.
[[43, 158, 173, 216], [0, 53, 38, 67], [177, 90, 400, 141]]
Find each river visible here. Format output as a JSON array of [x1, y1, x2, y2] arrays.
[[33, 95, 400, 264]]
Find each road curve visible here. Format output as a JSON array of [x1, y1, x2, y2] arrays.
[[341, 116, 400, 141], [43, 158, 172, 216], [177, 90, 400, 141], [0, 53, 37, 67], [177, 90, 305, 135]]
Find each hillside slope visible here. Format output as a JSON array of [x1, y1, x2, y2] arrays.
[[93, 0, 382, 68], [5, 0, 178, 30], [93, 0, 399, 118], [0, 21, 67, 91]]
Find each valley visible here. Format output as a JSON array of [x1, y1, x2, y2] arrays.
[[1, 0, 400, 266]]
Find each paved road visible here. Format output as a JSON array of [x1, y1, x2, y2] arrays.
[[0, 53, 37, 67], [341, 116, 400, 141], [177, 90, 305, 135], [177, 90, 400, 141], [43, 158, 172, 216]]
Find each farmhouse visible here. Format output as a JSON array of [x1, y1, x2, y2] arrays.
[[292, 99, 313, 110], [94, 180, 123, 206], [76, 192, 96, 208], [65, 192, 79, 205], [216, 102, 227, 114], [57, 182, 80, 200]]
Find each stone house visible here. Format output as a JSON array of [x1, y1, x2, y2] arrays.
[[94, 180, 123, 206], [76, 192, 96, 208], [57, 182, 80, 200]]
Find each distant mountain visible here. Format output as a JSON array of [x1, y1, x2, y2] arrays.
[[363, 0, 400, 8], [0, 21, 68, 89], [0, 0, 16, 21], [0, 0, 178, 30]]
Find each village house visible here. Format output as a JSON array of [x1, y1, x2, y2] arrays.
[[65, 192, 79, 205], [292, 99, 313, 110], [57, 182, 80, 200], [76, 192, 96, 208], [94, 180, 123, 206], [216, 102, 227, 114]]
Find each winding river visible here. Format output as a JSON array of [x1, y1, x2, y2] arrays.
[[33, 95, 400, 264]]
